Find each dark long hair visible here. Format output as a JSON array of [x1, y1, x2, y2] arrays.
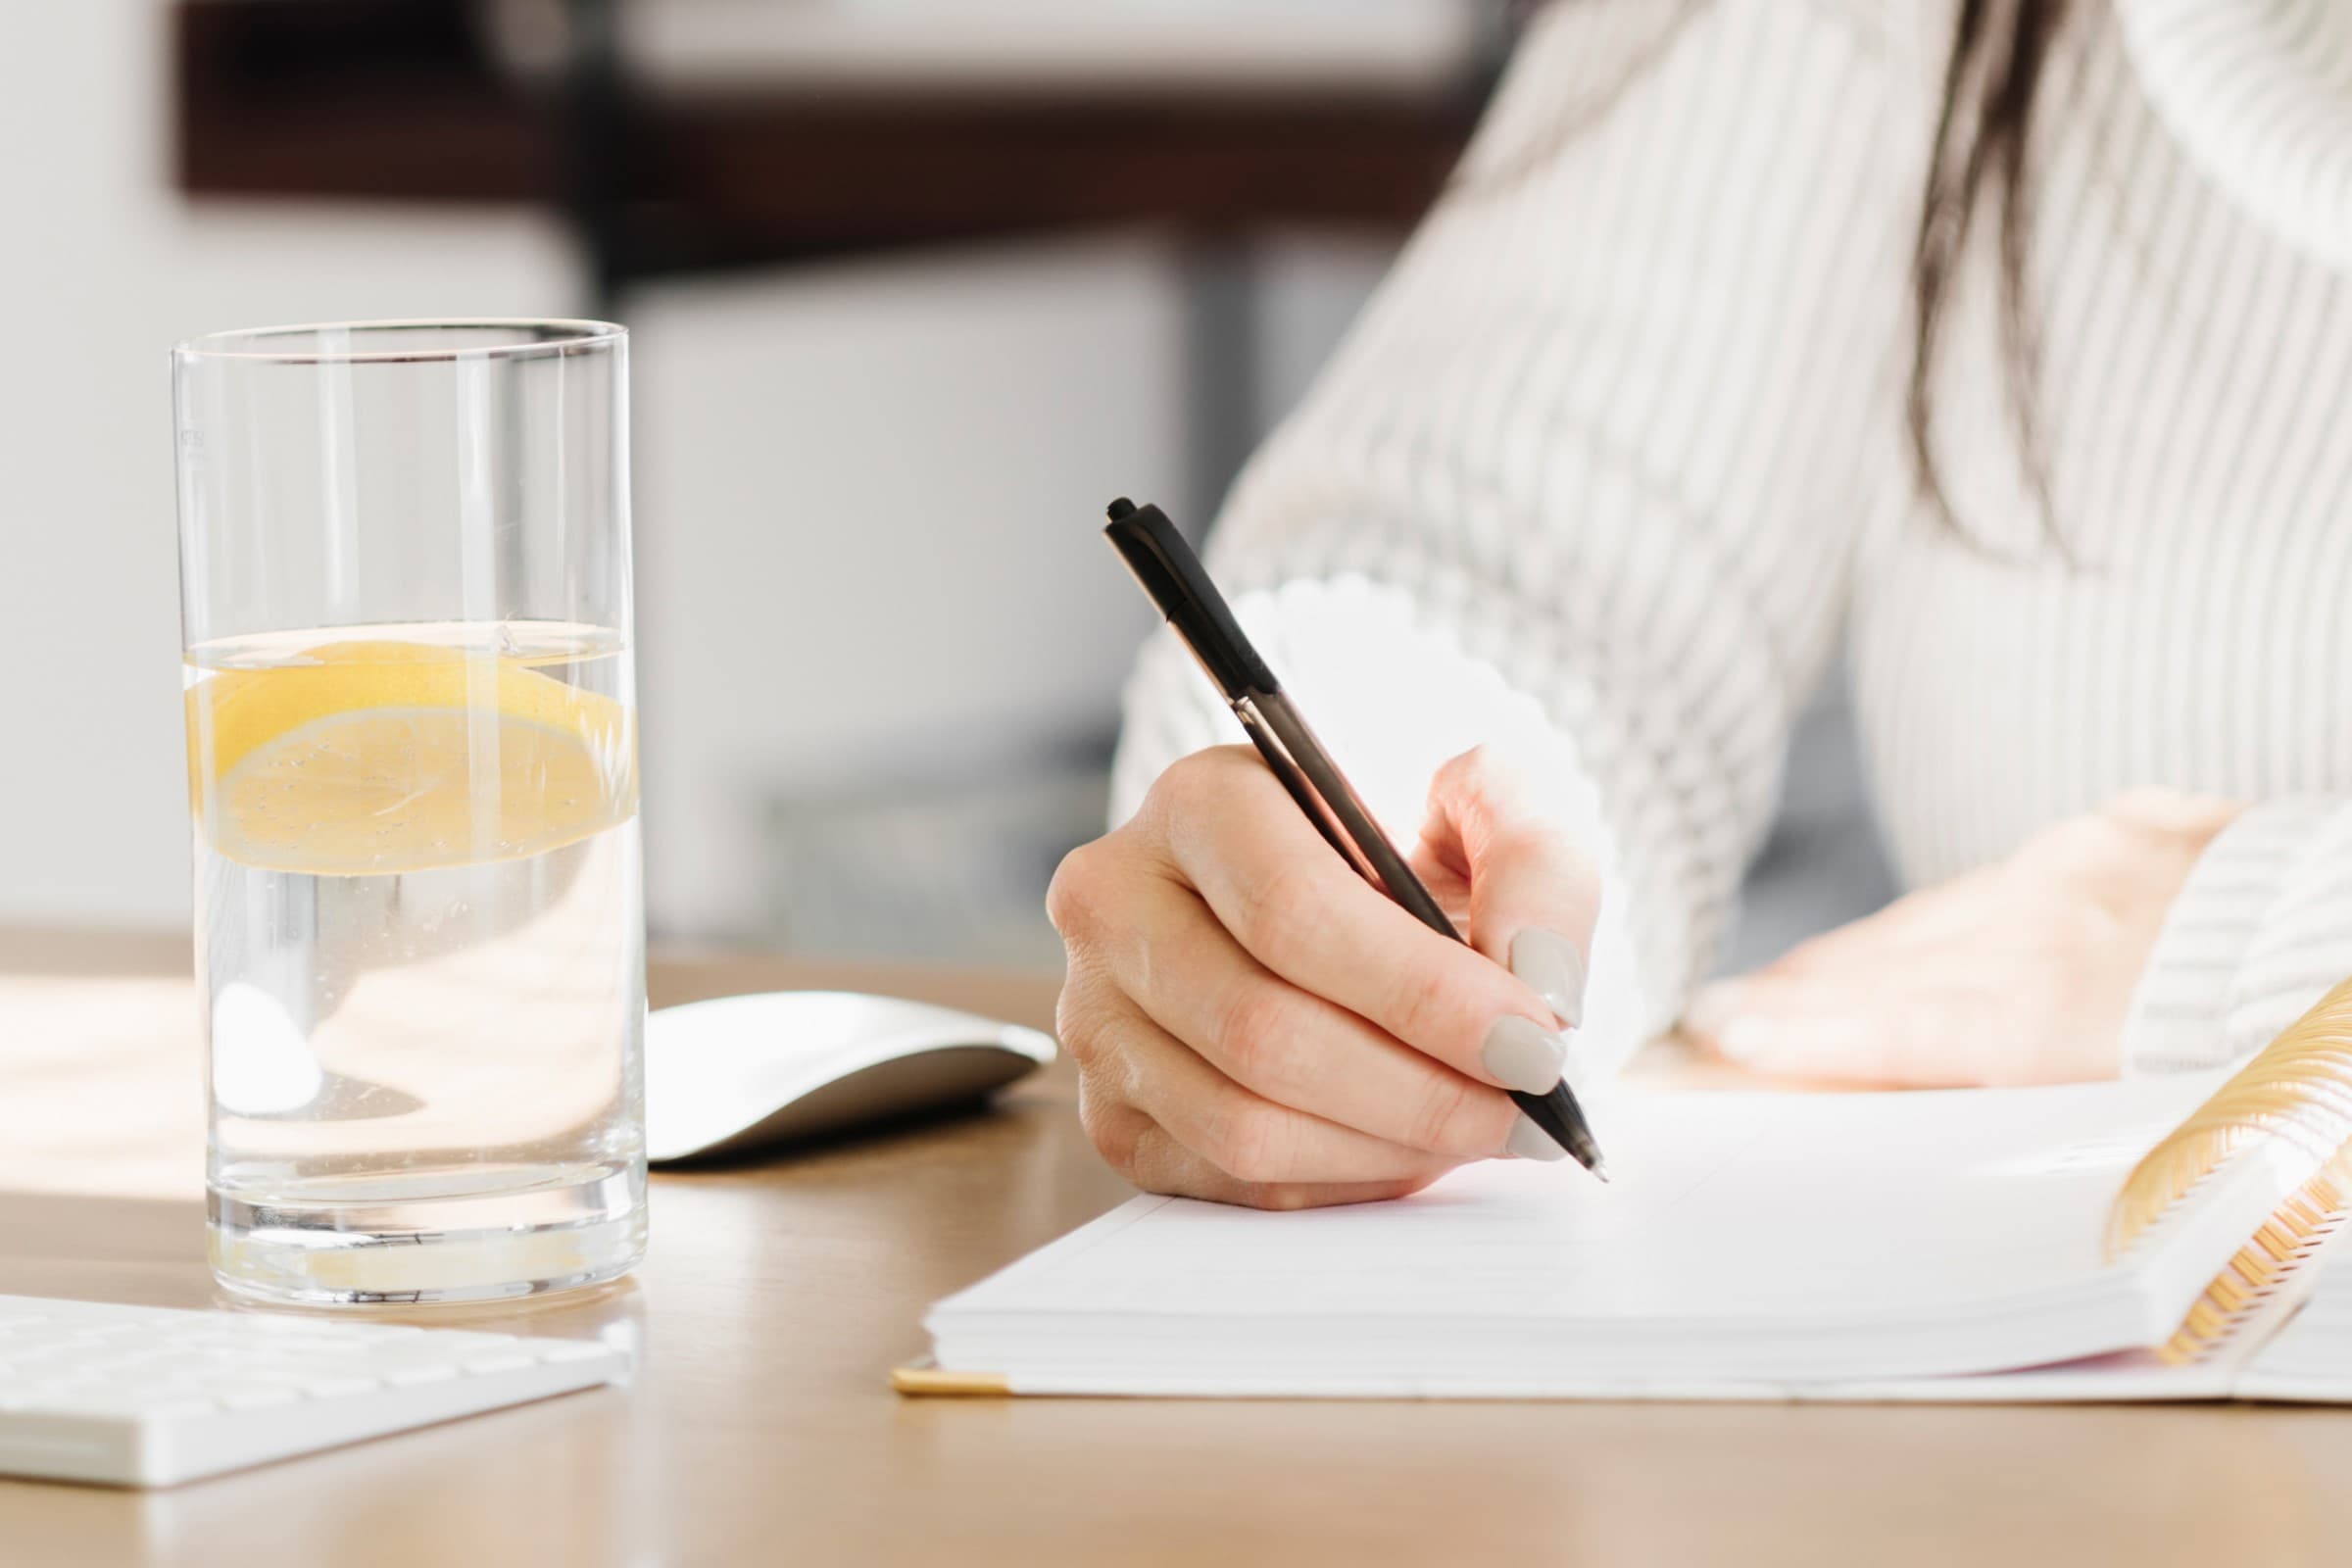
[[1913, 0, 2073, 540], [1486, 2, 2076, 538]]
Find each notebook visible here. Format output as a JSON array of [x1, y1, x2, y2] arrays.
[[906, 982, 2352, 1402]]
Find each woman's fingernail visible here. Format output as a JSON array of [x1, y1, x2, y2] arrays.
[[1683, 982, 1740, 1043], [1687, 984, 1781, 1064], [1505, 1113, 1569, 1162], [1510, 928, 1588, 1029], [1716, 1017, 1779, 1064], [1483, 1015, 1568, 1094]]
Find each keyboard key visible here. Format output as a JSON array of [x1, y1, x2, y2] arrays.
[[382, 1362, 461, 1389], [43, 1390, 220, 1421], [216, 1387, 303, 1413], [294, 1375, 383, 1399], [281, 1321, 424, 1344], [399, 1331, 520, 1352], [0, 1293, 625, 1486]]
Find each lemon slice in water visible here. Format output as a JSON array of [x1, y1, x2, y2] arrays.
[[188, 637, 637, 876]]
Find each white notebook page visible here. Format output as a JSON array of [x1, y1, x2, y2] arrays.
[[933, 1075, 2259, 1387]]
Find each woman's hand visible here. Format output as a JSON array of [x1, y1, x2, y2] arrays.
[[1048, 745, 1597, 1209], [1681, 792, 2242, 1087]]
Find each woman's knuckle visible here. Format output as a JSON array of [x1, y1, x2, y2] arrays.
[[1076, 1081, 1142, 1174], [1152, 747, 1240, 816], [1052, 966, 1122, 1061], [1217, 987, 1303, 1092], [1407, 1074, 1502, 1155], [1045, 839, 1108, 940], [1145, 755, 1198, 808], [1052, 985, 1092, 1059], [1207, 1101, 1292, 1185], [1231, 857, 1320, 960], [1386, 960, 1458, 1054]]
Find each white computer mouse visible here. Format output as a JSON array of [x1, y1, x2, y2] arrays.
[[644, 991, 1057, 1163]]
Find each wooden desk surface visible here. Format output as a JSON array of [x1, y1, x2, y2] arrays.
[[7, 932, 2352, 1567]]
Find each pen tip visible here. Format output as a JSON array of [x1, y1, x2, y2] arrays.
[[1589, 1158, 1610, 1184]]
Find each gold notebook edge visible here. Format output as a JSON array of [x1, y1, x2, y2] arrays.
[[2110, 976, 2352, 1258], [893, 1360, 1012, 1397], [2109, 973, 2352, 1364], [2154, 1169, 2347, 1364]]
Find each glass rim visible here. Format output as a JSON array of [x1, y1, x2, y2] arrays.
[[173, 318, 625, 366]]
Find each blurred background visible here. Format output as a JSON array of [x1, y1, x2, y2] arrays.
[[0, 0, 1887, 973]]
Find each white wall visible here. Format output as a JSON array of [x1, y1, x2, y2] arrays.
[[0, 0, 580, 927], [625, 227, 1396, 938], [629, 241, 1186, 935], [0, 3, 1391, 938]]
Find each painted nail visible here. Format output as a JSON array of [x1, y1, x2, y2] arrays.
[[1510, 928, 1588, 1029], [1482, 1015, 1568, 1094], [1505, 1113, 1570, 1161]]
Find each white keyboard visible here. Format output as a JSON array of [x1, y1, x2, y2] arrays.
[[0, 1295, 627, 1487]]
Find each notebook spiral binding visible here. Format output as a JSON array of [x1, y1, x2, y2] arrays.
[[2108, 974, 2352, 1364]]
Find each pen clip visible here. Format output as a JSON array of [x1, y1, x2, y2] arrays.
[[1245, 688, 1459, 941], [1231, 693, 1378, 882]]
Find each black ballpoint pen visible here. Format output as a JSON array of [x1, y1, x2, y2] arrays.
[[1102, 497, 1607, 1179]]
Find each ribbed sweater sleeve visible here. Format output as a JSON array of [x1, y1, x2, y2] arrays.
[[2125, 802, 2352, 1072], [1111, 2, 1915, 1058]]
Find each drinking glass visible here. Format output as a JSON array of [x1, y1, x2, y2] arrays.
[[173, 320, 647, 1305]]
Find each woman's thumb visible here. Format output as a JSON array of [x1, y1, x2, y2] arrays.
[[1423, 747, 1599, 1031]]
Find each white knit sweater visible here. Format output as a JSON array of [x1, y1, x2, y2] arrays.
[[1113, 0, 2352, 1074]]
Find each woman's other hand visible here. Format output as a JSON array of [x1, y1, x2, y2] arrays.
[[1681, 792, 2242, 1087], [1048, 746, 1598, 1209]]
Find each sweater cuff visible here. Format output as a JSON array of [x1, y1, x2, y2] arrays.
[[2121, 800, 2336, 1074], [1110, 574, 1666, 1063]]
